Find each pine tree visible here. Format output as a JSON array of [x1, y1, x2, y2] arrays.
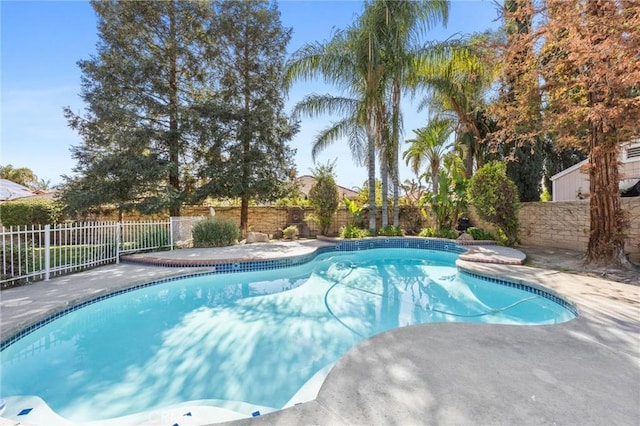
[[500, 0, 544, 202], [62, 0, 220, 217], [197, 0, 297, 233]]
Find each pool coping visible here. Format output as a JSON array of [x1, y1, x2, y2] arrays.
[[1, 238, 638, 426]]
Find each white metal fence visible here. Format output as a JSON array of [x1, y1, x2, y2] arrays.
[[1, 217, 202, 287]]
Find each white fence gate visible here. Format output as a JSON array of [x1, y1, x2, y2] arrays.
[[1, 217, 202, 287]]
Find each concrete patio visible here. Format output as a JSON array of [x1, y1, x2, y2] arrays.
[[1, 240, 638, 425]]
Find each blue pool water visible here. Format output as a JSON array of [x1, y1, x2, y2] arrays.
[[0, 248, 575, 422]]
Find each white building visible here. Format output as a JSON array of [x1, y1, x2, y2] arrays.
[[550, 140, 640, 202]]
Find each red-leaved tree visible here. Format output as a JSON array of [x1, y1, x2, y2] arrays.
[[497, 0, 640, 266]]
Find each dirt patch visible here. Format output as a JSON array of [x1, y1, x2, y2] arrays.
[[519, 245, 640, 285]]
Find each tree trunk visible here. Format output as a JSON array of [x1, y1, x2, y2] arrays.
[[240, 196, 249, 235], [239, 16, 251, 235], [380, 146, 389, 228], [391, 79, 401, 227], [168, 0, 180, 217], [585, 122, 629, 266], [367, 110, 377, 233]]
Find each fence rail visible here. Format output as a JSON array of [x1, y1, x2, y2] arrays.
[[1, 217, 202, 287]]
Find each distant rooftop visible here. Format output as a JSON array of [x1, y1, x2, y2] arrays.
[[0, 179, 35, 201], [297, 175, 359, 199]]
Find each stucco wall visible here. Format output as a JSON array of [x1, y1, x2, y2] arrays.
[[518, 198, 640, 257]]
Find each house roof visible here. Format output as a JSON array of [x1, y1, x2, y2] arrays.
[[297, 175, 359, 199], [551, 140, 640, 182], [550, 159, 588, 181], [0, 179, 36, 201]]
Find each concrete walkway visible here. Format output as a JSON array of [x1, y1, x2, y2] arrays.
[[1, 241, 638, 426]]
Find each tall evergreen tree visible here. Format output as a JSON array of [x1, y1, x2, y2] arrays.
[[197, 0, 297, 233], [62, 0, 220, 217], [500, 0, 544, 202]]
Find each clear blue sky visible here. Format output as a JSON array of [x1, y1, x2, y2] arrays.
[[1, 0, 501, 191]]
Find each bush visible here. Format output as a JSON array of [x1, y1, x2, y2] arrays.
[[282, 225, 299, 240], [339, 224, 370, 239], [468, 162, 520, 246], [377, 225, 404, 237], [419, 227, 457, 239], [0, 198, 62, 226], [308, 162, 339, 235], [466, 227, 496, 241], [192, 218, 239, 247]]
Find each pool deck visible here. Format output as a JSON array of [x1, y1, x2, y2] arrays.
[[1, 239, 638, 426]]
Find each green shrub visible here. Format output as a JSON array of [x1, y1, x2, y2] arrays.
[[419, 227, 457, 239], [282, 225, 299, 240], [468, 162, 520, 246], [466, 227, 496, 241], [308, 162, 339, 235], [0, 198, 62, 226], [377, 225, 404, 237], [192, 218, 239, 247], [339, 224, 369, 239], [540, 188, 551, 202]]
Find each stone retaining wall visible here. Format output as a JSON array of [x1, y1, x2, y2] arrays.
[[469, 199, 640, 257], [517, 198, 640, 257], [91, 198, 639, 257]]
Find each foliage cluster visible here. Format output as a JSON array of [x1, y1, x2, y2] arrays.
[[377, 225, 404, 237], [0, 165, 50, 191], [420, 155, 468, 231], [192, 218, 240, 248], [418, 227, 457, 239], [0, 199, 62, 226], [282, 225, 299, 240], [339, 224, 371, 239], [468, 162, 519, 246], [465, 227, 495, 241], [274, 197, 310, 207], [343, 197, 366, 228], [307, 163, 340, 235], [398, 205, 424, 235]]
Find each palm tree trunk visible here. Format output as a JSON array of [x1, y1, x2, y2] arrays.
[[367, 110, 377, 233], [380, 146, 389, 228], [391, 79, 401, 227]]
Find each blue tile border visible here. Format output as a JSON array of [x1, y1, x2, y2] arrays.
[[0, 238, 574, 351], [459, 270, 579, 317]]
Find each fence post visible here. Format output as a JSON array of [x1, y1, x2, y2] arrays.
[[169, 217, 175, 251], [44, 224, 51, 281], [116, 222, 121, 264]]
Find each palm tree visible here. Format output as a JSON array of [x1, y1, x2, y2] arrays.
[[416, 33, 499, 178], [285, 24, 385, 233], [403, 116, 454, 195], [286, 0, 453, 231], [360, 0, 450, 227]]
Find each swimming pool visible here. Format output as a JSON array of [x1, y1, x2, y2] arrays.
[[0, 246, 576, 424]]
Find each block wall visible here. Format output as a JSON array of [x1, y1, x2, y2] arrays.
[[517, 198, 640, 257]]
